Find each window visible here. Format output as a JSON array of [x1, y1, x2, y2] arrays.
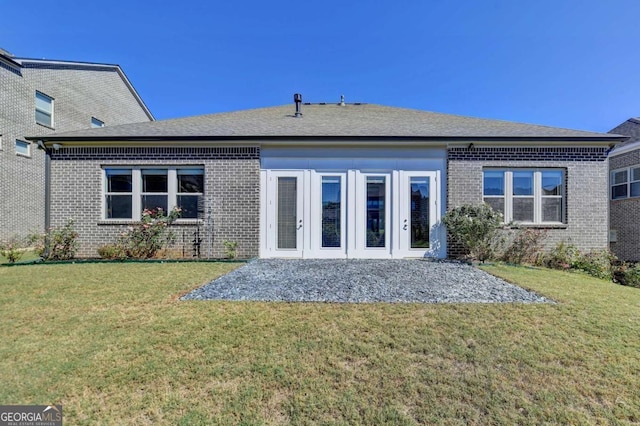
[[91, 117, 105, 128], [15, 140, 31, 157], [611, 166, 640, 199], [483, 169, 565, 224], [104, 167, 204, 220], [35, 91, 54, 127]]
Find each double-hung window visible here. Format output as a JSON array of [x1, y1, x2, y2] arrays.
[[611, 166, 640, 199], [35, 91, 54, 127], [104, 167, 204, 220], [483, 169, 565, 224]]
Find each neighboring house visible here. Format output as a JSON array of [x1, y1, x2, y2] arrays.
[[608, 118, 640, 261], [0, 48, 153, 241], [29, 95, 626, 259]]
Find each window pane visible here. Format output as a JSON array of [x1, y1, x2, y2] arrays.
[[35, 92, 52, 113], [631, 182, 640, 197], [142, 170, 167, 192], [107, 172, 132, 192], [178, 173, 204, 193], [542, 171, 563, 196], [633, 167, 640, 182], [484, 197, 504, 217], [322, 176, 341, 248], [277, 177, 297, 249], [15, 140, 30, 156], [542, 198, 563, 222], [410, 177, 430, 248], [106, 195, 132, 219], [513, 198, 534, 222], [612, 184, 628, 199], [612, 170, 628, 185], [483, 171, 504, 196], [366, 177, 386, 248], [513, 171, 533, 195], [142, 195, 168, 212], [35, 109, 52, 126], [177, 195, 200, 218]]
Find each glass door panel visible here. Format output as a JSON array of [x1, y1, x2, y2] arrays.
[[366, 176, 386, 248], [277, 177, 298, 249], [322, 176, 341, 248], [410, 177, 430, 248]]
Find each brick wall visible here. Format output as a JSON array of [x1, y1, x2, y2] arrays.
[[0, 62, 151, 241], [447, 146, 610, 257], [609, 149, 640, 261], [50, 146, 261, 258]]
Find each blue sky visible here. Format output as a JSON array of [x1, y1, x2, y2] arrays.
[[3, 1, 639, 132]]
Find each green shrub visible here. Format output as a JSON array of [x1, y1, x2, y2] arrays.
[[442, 204, 503, 262], [501, 228, 547, 265], [0, 236, 27, 263], [108, 207, 180, 259], [222, 240, 238, 259], [30, 219, 79, 261], [541, 241, 580, 270], [97, 244, 128, 260], [624, 263, 640, 288], [573, 250, 616, 280]]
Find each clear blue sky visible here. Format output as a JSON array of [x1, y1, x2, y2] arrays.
[[3, 1, 639, 132]]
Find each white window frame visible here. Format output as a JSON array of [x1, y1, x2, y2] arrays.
[[483, 168, 566, 225], [15, 140, 31, 157], [610, 166, 640, 200], [91, 117, 105, 128], [102, 166, 204, 221], [35, 91, 54, 127]]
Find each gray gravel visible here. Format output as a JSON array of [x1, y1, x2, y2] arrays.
[[181, 259, 552, 304]]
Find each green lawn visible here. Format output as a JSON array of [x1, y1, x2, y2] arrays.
[[0, 262, 638, 425]]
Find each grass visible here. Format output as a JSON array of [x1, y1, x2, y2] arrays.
[[0, 262, 639, 424]]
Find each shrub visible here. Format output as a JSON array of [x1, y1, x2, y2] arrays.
[[501, 228, 547, 265], [109, 207, 180, 259], [573, 250, 617, 281], [541, 241, 580, 270], [0, 236, 27, 263], [222, 240, 238, 259], [442, 204, 503, 262], [30, 219, 79, 261], [97, 244, 127, 260], [624, 263, 640, 288]]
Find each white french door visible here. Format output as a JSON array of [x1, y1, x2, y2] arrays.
[[310, 173, 347, 258], [397, 171, 439, 257], [352, 172, 392, 258], [266, 171, 304, 257]]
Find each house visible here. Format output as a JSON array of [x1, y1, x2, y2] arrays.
[[608, 118, 640, 262], [28, 95, 626, 259], [0, 47, 153, 242]]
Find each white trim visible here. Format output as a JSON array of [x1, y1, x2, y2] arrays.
[[608, 139, 640, 157], [15, 140, 31, 157]]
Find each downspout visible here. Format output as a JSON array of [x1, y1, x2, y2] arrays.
[[37, 140, 51, 259]]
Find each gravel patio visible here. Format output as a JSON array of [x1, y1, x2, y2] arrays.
[[182, 259, 551, 303]]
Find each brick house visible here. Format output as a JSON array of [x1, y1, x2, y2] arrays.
[[29, 96, 626, 259], [608, 118, 640, 262], [0, 48, 153, 241]]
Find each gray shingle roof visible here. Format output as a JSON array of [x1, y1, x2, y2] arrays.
[[30, 103, 623, 141]]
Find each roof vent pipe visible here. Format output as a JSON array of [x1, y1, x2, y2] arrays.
[[294, 93, 302, 117], [340, 95, 345, 106]]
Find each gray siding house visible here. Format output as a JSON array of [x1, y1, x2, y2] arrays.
[[30, 97, 625, 259], [0, 48, 153, 241], [608, 118, 640, 261]]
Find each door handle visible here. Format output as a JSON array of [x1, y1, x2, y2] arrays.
[[403, 219, 408, 230], [297, 219, 303, 230]]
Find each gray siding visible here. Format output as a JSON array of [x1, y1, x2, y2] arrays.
[[49, 146, 260, 259], [609, 149, 640, 261], [0, 61, 151, 241], [447, 147, 610, 256]]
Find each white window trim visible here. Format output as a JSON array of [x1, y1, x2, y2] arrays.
[[15, 140, 31, 158], [102, 166, 204, 221], [610, 166, 640, 200], [483, 169, 566, 225], [35, 91, 54, 128]]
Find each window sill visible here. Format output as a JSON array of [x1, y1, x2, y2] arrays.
[[36, 122, 55, 130], [16, 153, 32, 158], [98, 219, 203, 225], [505, 223, 567, 230]]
